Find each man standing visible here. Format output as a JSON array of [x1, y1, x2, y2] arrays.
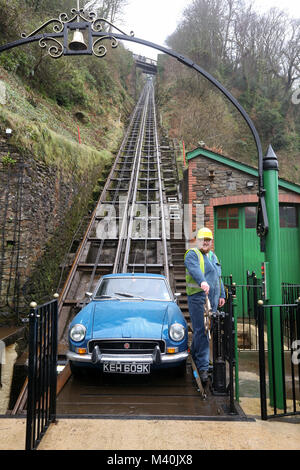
[[184, 227, 225, 383]]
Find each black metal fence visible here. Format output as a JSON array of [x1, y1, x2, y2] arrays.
[[223, 272, 262, 350], [212, 289, 236, 414], [282, 283, 300, 306], [224, 274, 300, 351], [257, 301, 300, 420], [26, 299, 58, 451]]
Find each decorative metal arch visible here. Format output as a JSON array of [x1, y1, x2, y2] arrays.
[[0, 5, 268, 246]]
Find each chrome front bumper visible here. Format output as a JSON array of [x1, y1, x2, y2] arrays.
[[67, 349, 188, 365]]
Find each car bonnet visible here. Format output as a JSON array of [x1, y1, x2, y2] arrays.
[[91, 300, 169, 339]]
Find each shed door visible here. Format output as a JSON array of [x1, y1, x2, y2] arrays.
[[214, 205, 264, 285], [215, 204, 300, 285], [279, 205, 300, 284]]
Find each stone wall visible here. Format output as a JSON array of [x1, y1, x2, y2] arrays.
[[187, 154, 300, 245], [0, 137, 111, 324], [0, 138, 23, 322]]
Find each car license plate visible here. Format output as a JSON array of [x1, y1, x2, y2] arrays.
[[103, 362, 150, 374]]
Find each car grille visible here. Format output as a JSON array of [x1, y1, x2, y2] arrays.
[[88, 339, 165, 355]]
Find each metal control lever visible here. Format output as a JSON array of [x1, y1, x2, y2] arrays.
[[204, 294, 213, 339]]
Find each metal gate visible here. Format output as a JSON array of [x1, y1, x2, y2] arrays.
[[211, 288, 237, 414], [257, 301, 300, 420], [26, 299, 58, 450]]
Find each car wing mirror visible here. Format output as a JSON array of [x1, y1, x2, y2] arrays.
[[174, 293, 181, 302], [85, 292, 93, 300]]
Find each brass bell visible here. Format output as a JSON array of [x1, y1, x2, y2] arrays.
[[69, 30, 88, 51]]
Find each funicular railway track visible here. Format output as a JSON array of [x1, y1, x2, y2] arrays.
[[14, 80, 240, 419], [51, 80, 239, 419], [58, 80, 170, 344]]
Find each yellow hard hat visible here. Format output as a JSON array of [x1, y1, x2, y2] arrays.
[[197, 227, 213, 240]]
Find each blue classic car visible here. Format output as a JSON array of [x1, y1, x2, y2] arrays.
[[67, 273, 188, 376]]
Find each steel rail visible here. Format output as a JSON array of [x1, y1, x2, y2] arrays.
[[113, 85, 150, 273], [57, 87, 144, 315], [121, 84, 151, 273], [141, 100, 154, 273], [85, 111, 144, 291], [120, 81, 169, 277], [151, 83, 169, 280]]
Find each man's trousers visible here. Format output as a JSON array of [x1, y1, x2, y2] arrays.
[[187, 291, 209, 372]]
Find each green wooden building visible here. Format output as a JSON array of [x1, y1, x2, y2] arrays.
[[185, 147, 300, 288]]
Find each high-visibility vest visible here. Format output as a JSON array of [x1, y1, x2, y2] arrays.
[[184, 248, 214, 296]]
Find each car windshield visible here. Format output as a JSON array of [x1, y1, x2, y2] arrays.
[[95, 278, 171, 301]]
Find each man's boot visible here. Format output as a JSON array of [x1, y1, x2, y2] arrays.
[[199, 370, 209, 384]]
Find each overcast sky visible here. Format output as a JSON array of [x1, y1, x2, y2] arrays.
[[122, 0, 300, 59]]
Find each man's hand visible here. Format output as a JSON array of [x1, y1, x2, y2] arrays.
[[219, 298, 225, 308], [201, 282, 210, 294]]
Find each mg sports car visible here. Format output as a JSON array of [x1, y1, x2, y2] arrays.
[[67, 273, 188, 376]]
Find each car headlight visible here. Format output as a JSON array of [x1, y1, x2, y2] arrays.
[[70, 324, 86, 343], [169, 323, 185, 342]]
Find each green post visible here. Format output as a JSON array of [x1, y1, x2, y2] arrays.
[[263, 145, 284, 410]]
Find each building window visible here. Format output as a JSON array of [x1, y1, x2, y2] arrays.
[[280, 206, 298, 228], [217, 206, 239, 229], [244, 205, 298, 229], [245, 206, 257, 229]]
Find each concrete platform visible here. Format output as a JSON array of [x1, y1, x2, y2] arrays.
[[1, 351, 299, 451], [1, 398, 300, 451]]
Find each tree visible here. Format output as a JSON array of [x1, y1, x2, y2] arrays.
[[83, 0, 128, 28], [159, 0, 300, 171]]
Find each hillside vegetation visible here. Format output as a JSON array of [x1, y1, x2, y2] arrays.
[[157, 0, 300, 184], [0, 0, 135, 158], [0, 0, 137, 309]]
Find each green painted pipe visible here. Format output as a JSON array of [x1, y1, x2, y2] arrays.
[[263, 145, 284, 410]]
